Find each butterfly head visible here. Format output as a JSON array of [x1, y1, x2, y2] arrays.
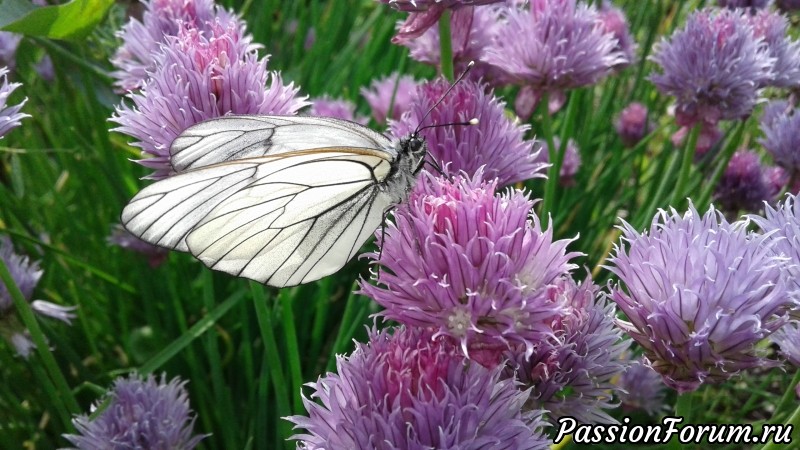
[[404, 132, 428, 175]]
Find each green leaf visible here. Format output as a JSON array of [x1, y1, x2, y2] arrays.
[[0, 0, 114, 41]]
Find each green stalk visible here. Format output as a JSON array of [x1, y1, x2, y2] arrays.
[[0, 257, 79, 425], [695, 122, 745, 208], [671, 125, 700, 207], [278, 288, 303, 413], [539, 92, 558, 224], [668, 393, 694, 450], [250, 282, 293, 443], [759, 402, 800, 450], [438, 9, 454, 81]]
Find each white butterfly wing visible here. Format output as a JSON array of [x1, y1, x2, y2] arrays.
[[122, 149, 395, 287], [170, 116, 393, 172]]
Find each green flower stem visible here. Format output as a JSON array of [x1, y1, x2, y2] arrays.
[[438, 9, 454, 81], [251, 282, 293, 443], [760, 401, 800, 450], [695, 122, 744, 208], [278, 288, 304, 413], [539, 92, 559, 225], [671, 124, 701, 207], [668, 393, 694, 450], [0, 256, 79, 425], [772, 369, 800, 422]]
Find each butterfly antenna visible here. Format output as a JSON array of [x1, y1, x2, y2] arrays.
[[414, 61, 476, 134]]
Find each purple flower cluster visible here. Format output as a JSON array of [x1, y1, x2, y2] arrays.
[[533, 137, 582, 186], [110, 0, 242, 92], [361, 174, 579, 358], [615, 102, 652, 147], [484, 0, 627, 106], [508, 277, 629, 424], [607, 204, 793, 393], [0, 237, 76, 358], [111, 11, 307, 179], [760, 100, 800, 175], [713, 150, 777, 213], [390, 78, 544, 186], [360, 72, 419, 124], [617, 357, 667, 416], [287, 326, 549, 450], [0, 67, 29, 139], [307, 96, 368, 125], [378, 0, 504, 43], [650, 8, 773, 130], [64, 373, 206, 450], [108, 224, 169, 268]]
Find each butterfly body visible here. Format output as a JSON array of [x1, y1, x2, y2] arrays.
[[121, 115, 427, 287]]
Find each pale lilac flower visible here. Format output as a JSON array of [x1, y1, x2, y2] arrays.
[[777, 0, 800, 10], [111, 22, 308, 179], [617, 358, 668, 416], [378, 0, 505, 43], [360, 174, 579, 358], [772, 321, 800, 366], [607, 204, 793, 393], [484, 0, 626, 109], [64, 373, 206, 450], [508, 277, 629, 424], [749, 10, 800, 89], [307, 96, 368, 125], [718, 0, 771, 8], [534, 138, 581, 186], [287, 326, 549, 450], [111, 0, 243, 92], [759, 100, 800, 172], [0, 32, 22, 71], [108, 224, 168, 268], [751, 193, 800, 293], [360, 72, 419, 124], [0, 67, 29, 138], [403, 6, 507, 83], [714, 150, 773, 213], [615, 102, 652, 147], [391, 78, 545, 186], [0, 237, 76, 358], [650, 8, 773, 127], [598, 1, 638, 67]]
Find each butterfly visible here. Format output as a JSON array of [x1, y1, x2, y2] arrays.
[[121, 115, 431, 287], [121, 64, 476, 287]]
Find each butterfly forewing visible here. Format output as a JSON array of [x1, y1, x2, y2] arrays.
[[171, 116, 394, 172], [122, 144, 396, 287]]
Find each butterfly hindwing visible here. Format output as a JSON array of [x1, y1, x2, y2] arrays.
[[122, 148, 395, 287]]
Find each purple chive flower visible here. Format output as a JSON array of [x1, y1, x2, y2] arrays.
[[108, 224, 168, 268], [671, 120, 723, 158], [391, 78, 545, 186], [0, 237, 76, 358], [64, 373, 206, 450], [533, 138, 581, 186], [607, 204, 793, 393], [378, 0, 504, 43], [718, 0, 770, 8], [307, 96, 368, 125], [771, 321, 800, 366], [111, 0, 242, 92], [615, 102, 652, 147], [360, 72, 419, 124], [0, 32, 22, 71], [617, 357, 668, 416], [650, 8, 773, 129], [751, 193, 800, 293], [402, 5, 507, 84], [508, 277, 629, 424], [764, 166, 790, 198], [598, 1, 638, 68], [287, 326, 550, 450], [360, 174, 579, 359], [713, 150, 773, 213], [777, 0, 800, 10], [0, 67, 30, 138], [749, 10, 800, 89], [484, 0, 627, 110], [111, 22, 308, 179], [759, 100, 800, 173]]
